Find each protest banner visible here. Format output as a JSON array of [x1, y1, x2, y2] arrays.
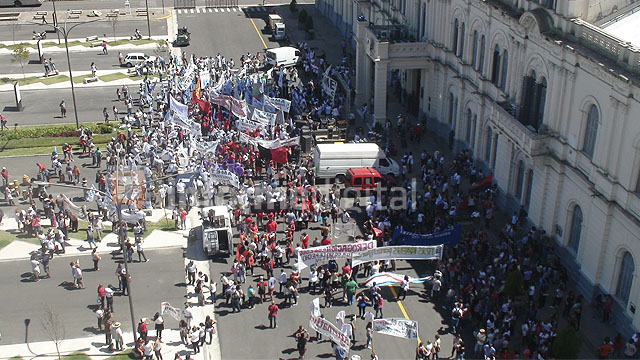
[[309, 314, 351, 350], [372, 318, 418, 339], [194, 140, 219, 155], [60, 194, 89, 220], [160, 301, 182, 321], [177, 61, 197, 91], [236, 118, 261, 132], [391, 225, 462, 246], [332, 223, 356, 239], [264, 95, 292, 113], [200, 70, 210, 88], [297, 240, 376, 270], [351, 245, 443, 266], [211, 168, 240, 189], [364, 272, 433, 287], [309, 298, 321, 317], [252, 108, 277, 126], [170, 95, 188, 121]]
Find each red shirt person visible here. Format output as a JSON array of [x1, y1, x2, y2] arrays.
[[268, 301, 279, 328]]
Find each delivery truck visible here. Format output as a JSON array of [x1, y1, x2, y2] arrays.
[[268, 14, 286, 41], [313, 143, 401, 182]]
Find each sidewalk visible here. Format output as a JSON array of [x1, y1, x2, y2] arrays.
[[0, 36, 167, 49], [0, 209, 185, 262], [0, 69, 162, 92]]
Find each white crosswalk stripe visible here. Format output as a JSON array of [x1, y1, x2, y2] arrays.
[[208, 8, 213, 12], [214, 8, 219, 12], [177, 9, 182, 14], [196, 7, 200, 13], [190, 8, 194, 13]]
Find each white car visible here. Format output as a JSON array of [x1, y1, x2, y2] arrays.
[[122, 53, 156, 68]]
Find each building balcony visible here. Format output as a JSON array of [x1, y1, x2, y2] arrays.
[[488, 100, 549, 157], [358, 22, 431, 67]]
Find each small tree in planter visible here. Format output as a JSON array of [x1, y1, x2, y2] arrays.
[[290, 0, 297, 12], [305, 16, 314, 31], [298, 9, 307, 23]]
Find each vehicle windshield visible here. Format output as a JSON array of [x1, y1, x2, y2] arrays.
[[204, 214, 226, 228], [206, 231, 218, 241], [266, 52, 276, 60]]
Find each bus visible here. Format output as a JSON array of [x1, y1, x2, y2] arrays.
[[0, 0, 43, 7]]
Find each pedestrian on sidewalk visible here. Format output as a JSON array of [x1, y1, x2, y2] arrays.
[[153, 312, 164, 340], [87, 225, 97, 249], [113, 322, 124, 351], [190, 326, 200, 353], [91, 62, 97, 77], [49, 58, 57, 75], [43, 58, 50, 76], [0, 113, 7, 133], [103, 107, 109, 123], [138, 318, 148, 342], [205, 315, 216, 344]]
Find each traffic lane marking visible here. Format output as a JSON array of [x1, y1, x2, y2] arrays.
[[249, 16, 267, 49], [388, 284, 422, 344]]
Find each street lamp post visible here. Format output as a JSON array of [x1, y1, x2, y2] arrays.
[[145, 0, 152, 40], [51, 0, 61, 45], [28, 18, 103, 129]]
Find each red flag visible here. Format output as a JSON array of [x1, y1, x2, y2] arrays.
[[195, 98, 210, 113], [194, 75, 201, 99], [270, 146, 288, 164]]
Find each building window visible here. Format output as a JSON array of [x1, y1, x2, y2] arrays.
[[448, 93, 454, 125], [519, 73, 547, 130], [616, 251, 635, 304], [485, 128, 493, 162], [583, 105, 599, 159], [471, 115, 477, 149], [491, 44, 501, 85], [465, 110, 473, 143], [421, 6, 426, 38], [524, 169, 534, 209], [491, 134, 498, 170], [479, 35, 486, 73], [516, 160, 525, 199], [500, 49, 509, 90], [459, 23, 465, 58], [452, 19, 459, 54], [472, 31, 478, 68], [568, 205, 583, 254]]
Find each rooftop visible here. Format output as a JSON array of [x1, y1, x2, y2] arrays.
[[600, 7, 640, 47]]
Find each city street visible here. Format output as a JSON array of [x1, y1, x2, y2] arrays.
[[0, 247, 186, 344]]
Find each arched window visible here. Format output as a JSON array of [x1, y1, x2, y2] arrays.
[[616, 252, 635, 304], [465, 110, 473, 143], [568, 205, 583, 253], [452, 19, 459, 54], [491, 134, 498, 170], [500, 49, 509, 90], [524, 169, 534, 209], [471, 115, 477, 149], [472, 31, 478, 68], [459, 23, 466, 58], [448, 93, 455, 125], [520, 72, 546, 130], [536, 77, 547, 127], [583, 105, 599, 159], [479, 35, 486, 73], [491, 44, 501, 85], [516, 160, 525, 199], [485, 128, 493, 162]]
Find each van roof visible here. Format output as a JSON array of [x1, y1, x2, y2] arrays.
[[266, 46, 298, 55], [316, 142, 383, 155], [348, 168, 381, 176], [126, 52, 146, 57]]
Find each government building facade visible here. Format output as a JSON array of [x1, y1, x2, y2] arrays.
[[316, 0, 640, 332]]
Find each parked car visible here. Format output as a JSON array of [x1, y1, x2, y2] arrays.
[[121, 53, 156, 68]]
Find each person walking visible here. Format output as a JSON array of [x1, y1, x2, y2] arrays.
[[90, 62, 97, 77], [374, 294, 384, 319], [136, 237, 148, 262], [102, 40, 108, 55], [153, 312, 164, 340], [120, 268, 130, 296], [72, 261, 84, 289], [87, 225, 97, 249], [295, 325, 310, 359], [97, 283, 106, 309], [268, 300, 279, 328], [398, 275, 409, 301], [105, 284, 114, 312], [190, 326, 200, 353]]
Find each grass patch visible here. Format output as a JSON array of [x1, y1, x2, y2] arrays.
[[0, 229, 41, 250], [0, 74, 69, 86], [62, 352, 90, 360], [72, 74, 94, 84], [105, 349, 132, 359], [99, 72, 131, 82]]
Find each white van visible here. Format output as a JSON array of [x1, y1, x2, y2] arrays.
[[313, 143, 401, 182], [265, 46, 301, 68]]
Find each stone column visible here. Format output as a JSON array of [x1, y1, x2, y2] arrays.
[[373, 59, 389, 126], [355, 22, 372, 109]]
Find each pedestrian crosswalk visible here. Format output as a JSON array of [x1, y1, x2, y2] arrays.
[[176, 6, 268, 14]]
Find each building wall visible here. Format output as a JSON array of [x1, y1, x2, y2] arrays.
[[319, 0, 640, 331]]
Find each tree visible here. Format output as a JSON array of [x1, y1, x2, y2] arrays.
[[504, 269, 524, 298], [11, 45, 30, 80], [298, 9, 307, 23], [41, 304, 66, 360], [109, 15, 119, 41], [552, 326, 582, 359]]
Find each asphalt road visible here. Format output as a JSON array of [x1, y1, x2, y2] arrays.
[[0, 46, 156, 75], [0, 247, 186, 345], [0, 85, 137, 126], [176, 5, 282, 59]]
